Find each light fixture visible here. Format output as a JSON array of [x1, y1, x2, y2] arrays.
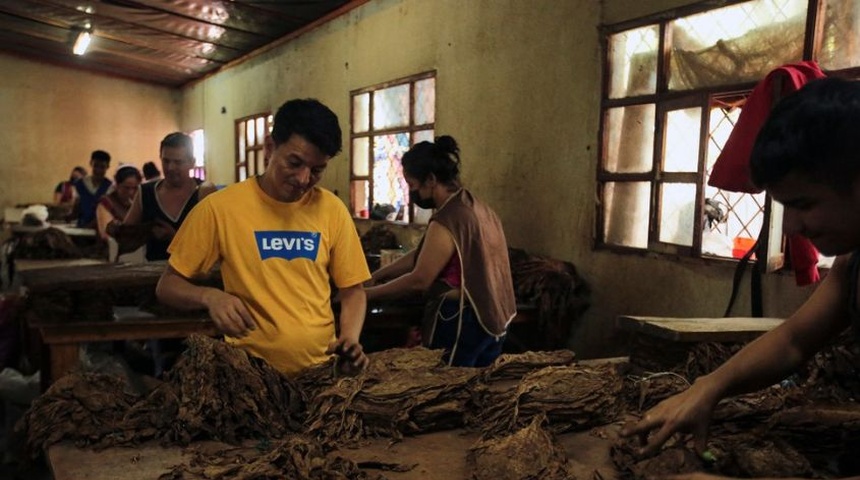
[[72, 30, 92, 55]]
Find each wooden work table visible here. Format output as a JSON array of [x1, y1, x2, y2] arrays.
[[17, 260, 542, 388], [17, 260, 171, 294], [47, 425, 621, 480], [16, 261, 220, 389]]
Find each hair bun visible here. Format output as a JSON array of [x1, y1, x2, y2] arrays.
[[434, 135, 459, 156]]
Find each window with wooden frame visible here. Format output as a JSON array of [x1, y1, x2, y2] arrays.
[[598, 0, 860, 267], [350, 71, 436, 223], [189, 128, 206, 180], [235, 113, 273, 182]]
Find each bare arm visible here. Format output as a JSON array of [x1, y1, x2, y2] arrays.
[[94, 204, 113, 241], [370, 249, 417, 284], [623, 254, 853, 456], [156, 265, 257, 338], [364, 222, 456, 302], [326, 283, 369, 372], [122, 187, 143, 225]]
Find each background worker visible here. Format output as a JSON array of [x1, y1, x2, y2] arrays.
[[364, 136, 516, 367], [122, 133, 215, 261], [73, 150, 112, 228]]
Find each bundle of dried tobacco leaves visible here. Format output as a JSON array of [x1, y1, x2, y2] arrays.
[[475, 363, 624, 438], [11, 227, 82, 259], [507, 248, 591, 350], [159, 434, 387, 480], [468, 416, 573, 480], [160, 335, 306, 445], [18, 335, 307, 456], [305, 347, 482, 443], [481, 350, 576, 381], [16, 372, 144, 458]]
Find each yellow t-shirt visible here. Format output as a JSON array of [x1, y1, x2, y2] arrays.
[[168, 179, 370, 375]]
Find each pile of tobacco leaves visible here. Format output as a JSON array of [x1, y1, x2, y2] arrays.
[[18, 329, 860, 479]]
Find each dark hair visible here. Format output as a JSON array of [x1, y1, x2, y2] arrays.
[[142, 161, 161, 180], [271, 99, 342, 157], [69, 166, 87, 181], [114, 165, 142, 184], [91, 150, 111, 164], [160, 132, 194, 157], [751, 77, 860, 191], [400, 135, 461, 185]]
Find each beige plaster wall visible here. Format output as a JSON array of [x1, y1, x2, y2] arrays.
[[0, 53, 180, 209], [182, 0, 818, 358]]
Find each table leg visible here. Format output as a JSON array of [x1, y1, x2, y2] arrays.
[[48, 343, 80, 386]]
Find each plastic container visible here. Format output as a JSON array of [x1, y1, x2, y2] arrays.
[[732, 236, 756, 259]]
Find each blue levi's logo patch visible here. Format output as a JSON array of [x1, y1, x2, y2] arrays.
[[255, 231, 321, 261]]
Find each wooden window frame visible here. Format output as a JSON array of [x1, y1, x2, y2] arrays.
[[234, 112, 273, 183], [597, 0, 858, 266], [349, 70, 436, 222]]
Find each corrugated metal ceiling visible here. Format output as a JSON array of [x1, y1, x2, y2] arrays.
[[0, 0, 360, 87]]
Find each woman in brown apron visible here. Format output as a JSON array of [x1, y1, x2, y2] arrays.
[[364, 136, 516, 367]]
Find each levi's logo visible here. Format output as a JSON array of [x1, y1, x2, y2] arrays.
[[255, 231, 320, 261]]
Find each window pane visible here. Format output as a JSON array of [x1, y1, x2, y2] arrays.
[[604, 181, 651, 248], [351, 180, 369, 217], [704, 102, 766, 258], [819, 0, 860, 70], [608, 25, 659, 99], [239, 166, 247, 182], [604, 104, 655, 173], [352, 137, 369, 176], [190, 129, 205, 167], [238, 122, 246, 154], [413, 129, 434, 144], [373, 84, 410, 130], [256, 117, 266, 145], [373, 133, 411, 216], [706, 103, 742, 172], [353, 93, 370, 133], [246, 121, 255, 147], [659, 183, 696, 246], [414, 77, 436, 125], [668, 0, 807, 90], [663, 107, 701, 172]]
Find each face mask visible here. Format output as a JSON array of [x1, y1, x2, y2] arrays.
[[409, 189, 435, 210]]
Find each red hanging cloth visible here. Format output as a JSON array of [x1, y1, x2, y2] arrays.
[[709, 61, 826, 286]]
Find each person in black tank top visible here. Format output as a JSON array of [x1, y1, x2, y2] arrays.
[[139, 178, 202, 260], [621, 79, 860, 471], [121, 132, 215, 262]]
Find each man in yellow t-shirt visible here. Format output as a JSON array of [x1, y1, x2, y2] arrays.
[[155, 98, 371, 376]]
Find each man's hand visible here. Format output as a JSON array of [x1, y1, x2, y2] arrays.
[[152, 218, 177, 241], [326, 336, 368, 375], [201, 289, 256, 338], [620, 381, 719, 457]]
